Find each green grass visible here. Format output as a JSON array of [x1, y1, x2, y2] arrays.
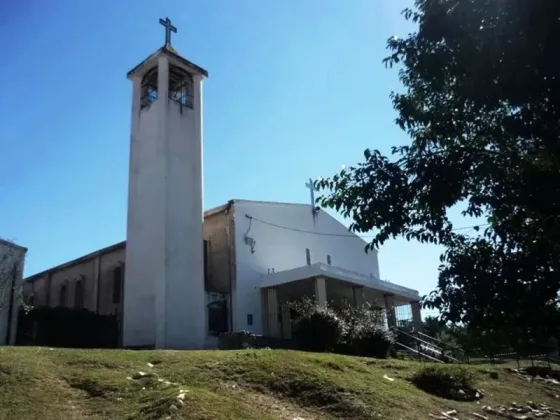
[[0, 347, 558, 419]]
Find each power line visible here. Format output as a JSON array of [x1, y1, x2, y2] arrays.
[[245, 214, 489, 238]]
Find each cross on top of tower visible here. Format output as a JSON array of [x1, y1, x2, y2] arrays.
[[159, 17, 177, 46]]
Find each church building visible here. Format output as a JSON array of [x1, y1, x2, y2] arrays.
[[21, 18, 422, 349]]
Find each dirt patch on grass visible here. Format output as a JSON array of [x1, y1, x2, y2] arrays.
[[380, 363, 409, 371], [65, 360, 121, 370], [138, 395, 179, 420], [522, 366, 560, 380], [247, 390, 319, 420], [66, 378, 119, 398], [266, 376, 368, 417], [0, 364, 12, 375], [320, 361, 347, 371], [0, 365, 11, 386]]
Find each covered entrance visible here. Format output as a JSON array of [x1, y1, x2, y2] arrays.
[[260, 263, 422, 339]]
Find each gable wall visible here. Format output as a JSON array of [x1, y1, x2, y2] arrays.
[[232, 201, 381, 334]]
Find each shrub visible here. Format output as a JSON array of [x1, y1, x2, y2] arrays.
[[288, 298, 394, 357], [16, 307, 118, 348], [337, 304, 394, 358], [218, 331, 257, 350], [411, 365, 479, 401], [289, 299, 343, 352], [343, 327, 395, 358]]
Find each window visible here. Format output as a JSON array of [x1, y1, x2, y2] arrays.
[[168, 65, 194, 109], [327, 255, 332, 265], [74, 277, 84, 309], [305, 248, 311, 265], [113, 266, 123, 304], [247, 314, 253, 326], [59, 284, 67, 308], [140, 67, 158, 110]]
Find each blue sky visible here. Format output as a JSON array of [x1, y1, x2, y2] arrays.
[[0, 0, 466, 306]]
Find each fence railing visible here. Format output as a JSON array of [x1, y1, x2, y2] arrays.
[[392, 327, 468, 363]]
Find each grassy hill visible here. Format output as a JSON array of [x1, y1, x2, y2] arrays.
[[0, 347, 558, 419]]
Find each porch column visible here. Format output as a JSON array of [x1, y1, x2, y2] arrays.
[[263, 287, 281, 338], [352, 286, 366, 310], [314, 276, 327, 306], [411, 301, 423, 332], [383, 293, 397, 329], [281, 304, 292, 339]]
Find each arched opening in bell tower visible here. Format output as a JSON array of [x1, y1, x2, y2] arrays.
[[140, 66, 158, 110], [168, 64, 194, 109]]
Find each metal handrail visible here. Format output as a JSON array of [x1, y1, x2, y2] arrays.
[[417, 331, 468, 362], [394, 342, 444, 364], [392, 327, 468, 363], [393, 328, 444, 351], [417, 331, 465, 352]]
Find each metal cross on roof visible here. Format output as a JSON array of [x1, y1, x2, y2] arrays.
[[159, 17, 177, 46], [305, 178, 319, 215]]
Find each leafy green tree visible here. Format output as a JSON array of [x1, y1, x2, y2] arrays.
[[317, 0, 560, 340], [423, 316, 444, 339]]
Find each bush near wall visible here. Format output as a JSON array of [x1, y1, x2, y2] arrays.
[[411, 365, 479, 401], [218, 331, 300, 350], [289, 298, 395, 358], [16, 307, 119, 349]]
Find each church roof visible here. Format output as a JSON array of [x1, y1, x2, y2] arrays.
[[127, 44, 208, 79], [23, 199, 314, 282], [0, 238, 27, 252], [260, 262, 420, 302], [24, 240, 125, 282], [230, 199, 310, 208]]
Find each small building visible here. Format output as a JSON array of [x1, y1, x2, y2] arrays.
[[0, 239, 27, 345], [22, 199, 421, 348]]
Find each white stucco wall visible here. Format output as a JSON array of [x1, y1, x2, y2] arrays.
[[124, 52, 206, 349], [231, 200, 381, 334], [0, 240, 26, 346], [123, 78, 161, 347]]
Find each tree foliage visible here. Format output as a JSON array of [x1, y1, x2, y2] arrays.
[[317, 0, 560, 339], [423, 316, 444, 339]]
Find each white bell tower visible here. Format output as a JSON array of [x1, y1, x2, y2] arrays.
[[123, 18, 208, 349]]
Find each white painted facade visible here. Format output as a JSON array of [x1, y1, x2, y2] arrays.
[[231, 200, 391, 333], [0, 240, 26, 346], [123, 46, 207, 349]]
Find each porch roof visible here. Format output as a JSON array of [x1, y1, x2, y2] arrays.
[[260, 262, 420, 302]]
